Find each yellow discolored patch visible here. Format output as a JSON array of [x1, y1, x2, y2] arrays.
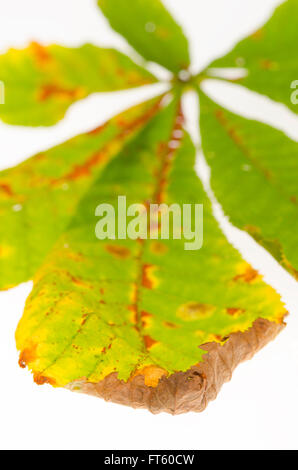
[[0, 245, 14, 259], [198, 332, 231, 347], [127, 304, 137, 325], [205, 333, 225, 344], [133, 365, 168, 387], [276, 310, 289, 324], [88, 364, 118, 384], [129, 283, 138, 305], [141, 311, 153, 329], [194, 329, 205, 337], [126, 70, 151, 86], [177, 302, 216, 321]]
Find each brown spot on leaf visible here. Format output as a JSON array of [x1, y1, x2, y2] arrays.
[[81, 313, 88, 325], [51, 151, 107, 185], [142, 264, 158, 289], [215, 109, 226, 123], [30, 42, 52, 65], [259, 59, 278, 71], [0, 183, 14, 198], [164, 321, 178, 329], [87, 123, 107, 136], [69, 274, 92, 289], [144, 335, 158, 350], [201, 333, 225, 346], [234, 266, 259, 283], [69, 155, 103, 179], [101, 344, 112, 354], [150, 241, 168, 255], [19, 344, 37, 369], [33, 373, 56, 386], [38, 84, 84, 102], [214, 335, 223, 342], [177, 302, 216, 321], [116, 98, 162, 135], [226, 308, 245, 317], [227, 127, 244, 145], [106, 244, 131, 259]]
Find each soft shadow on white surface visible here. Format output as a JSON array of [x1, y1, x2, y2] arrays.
[[0, 0, 297, 451]]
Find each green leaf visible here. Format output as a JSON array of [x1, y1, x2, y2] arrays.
[[199, 90, 298, 280], [0, 43, 156, 126], [0, 96, 162, 289], [16, 98, 285, 405], [207, 0, 298, 113], [98, 0, 190, 74]]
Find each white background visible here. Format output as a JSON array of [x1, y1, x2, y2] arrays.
[[0, 0, 297, 451]]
